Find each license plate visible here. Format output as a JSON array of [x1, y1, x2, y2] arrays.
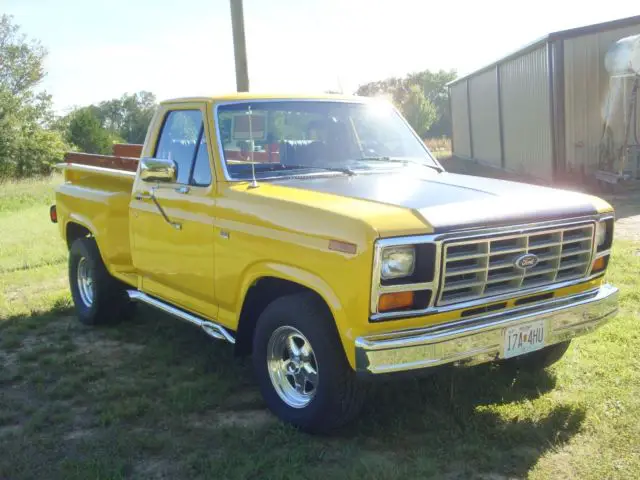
[[503, 320, 545, 359]]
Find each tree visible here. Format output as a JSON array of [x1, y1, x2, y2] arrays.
[[406, 70, 457, 137], [66, 107, 122, 155], [355, 69, 457, 138], [95, 91, 157, 144], [59, 91, 158, 152], [400, 85, 436, 138], [0, 15, 46, 95], [355, 76, 410, 108], [0, 15, 66, 179]]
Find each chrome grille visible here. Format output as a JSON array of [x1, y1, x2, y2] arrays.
[[438, 224, 595, 306]]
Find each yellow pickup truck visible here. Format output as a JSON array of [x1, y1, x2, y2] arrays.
[[52, 93, 618, 433]]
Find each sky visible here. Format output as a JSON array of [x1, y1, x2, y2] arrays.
[[5, 0, 640, 114]]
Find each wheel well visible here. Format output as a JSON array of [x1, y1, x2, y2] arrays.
[[66, 222, 92, 249], [234, 277, 329, 356]]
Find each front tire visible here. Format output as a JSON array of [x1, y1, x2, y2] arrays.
[[68, 237, 133, 325], [252, 292, 365, 433]]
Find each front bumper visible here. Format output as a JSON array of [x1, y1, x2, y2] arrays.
[[355, 284, 619, 375]]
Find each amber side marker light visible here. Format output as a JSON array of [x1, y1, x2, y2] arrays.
[[328, 239, 357, 254], [591, 255, 609, 275], [378, 291, 414, 312]]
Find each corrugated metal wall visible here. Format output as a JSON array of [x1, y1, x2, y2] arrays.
[[450, 80, 471, 158], [468, 69, 501, 167], [450, 46, 553, 179], [564, 25, 640, 175], [499, 46, 553, 179]]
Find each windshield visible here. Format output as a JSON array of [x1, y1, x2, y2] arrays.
[[216, 100, 439, 180]]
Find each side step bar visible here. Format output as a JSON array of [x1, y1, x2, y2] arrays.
[[127, 290, 235, 344]]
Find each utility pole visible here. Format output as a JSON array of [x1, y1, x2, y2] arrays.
[[229, 0, 249, 92]]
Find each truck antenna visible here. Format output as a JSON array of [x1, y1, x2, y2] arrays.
[[247, 106, 258, 188]]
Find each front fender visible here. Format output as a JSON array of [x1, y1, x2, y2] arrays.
[[237, 261, 357, 368]]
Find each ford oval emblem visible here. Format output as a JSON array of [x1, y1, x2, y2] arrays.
[[514, 253, 539, 269]]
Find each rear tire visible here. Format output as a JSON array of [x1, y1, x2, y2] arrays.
[[68, 237, 134, 326], [252, 292, 365, 433], [505, 340, 571, 372]]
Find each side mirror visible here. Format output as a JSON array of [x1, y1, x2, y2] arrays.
[[140, 157, 177, 183]]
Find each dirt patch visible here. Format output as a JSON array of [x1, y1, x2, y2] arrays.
[[0, 351, 17, 368], [189, 409, 275, 430], [613, 216, 640, 241], [216, 410, 274, 428], [65, 406, 94, 436], [221, 390, 264, 410], [63, 428, 97, 441], [606, 193, 640, 241], [0, 425, 22, 439], [73, 336, 145, 366], [132, 458, 174, 479]]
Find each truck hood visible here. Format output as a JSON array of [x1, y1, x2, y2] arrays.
[[272, 170, 608, 233]]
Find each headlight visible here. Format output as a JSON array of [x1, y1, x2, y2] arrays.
[[381, 246, 415, 280], [595, 221, 607, 248], [595, 219, 613, 251]]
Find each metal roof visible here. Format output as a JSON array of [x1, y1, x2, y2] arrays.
[[448, 14, 640, 87]]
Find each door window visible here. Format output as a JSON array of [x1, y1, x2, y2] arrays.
[[191, 133, 212, 186], [155, 110, 204, 184]]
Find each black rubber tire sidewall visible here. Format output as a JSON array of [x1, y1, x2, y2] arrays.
[[252, 292, 364, 433]]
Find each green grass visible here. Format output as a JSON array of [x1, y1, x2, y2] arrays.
[[0, 174, 67, 316], [1, 176, 639, 479], [0, 174, 62, 214]]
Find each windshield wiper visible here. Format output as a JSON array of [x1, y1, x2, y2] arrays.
[[278, 164, 356, 176], [355, 156, 442, 172]]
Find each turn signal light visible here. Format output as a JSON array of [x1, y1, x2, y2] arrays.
[[591, 255, 609, 275], [378, 291, 414, 312]]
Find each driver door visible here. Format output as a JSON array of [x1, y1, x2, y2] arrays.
[[129, 105, 217, 319]]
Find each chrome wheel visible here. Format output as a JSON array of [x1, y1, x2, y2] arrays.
[[267, 326, 319, 408], [76, 257, 94, 307]]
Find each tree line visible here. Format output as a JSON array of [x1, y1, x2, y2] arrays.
[[59, 91, 156, 155], [0, 14, 455, 181], [0, 15, 157, 180], [355, 69, 457, 139]]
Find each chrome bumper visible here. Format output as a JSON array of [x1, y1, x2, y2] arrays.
[[355, 284, 619, 375]]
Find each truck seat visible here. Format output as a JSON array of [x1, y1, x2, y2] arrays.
[[280, 140, 325, 167]]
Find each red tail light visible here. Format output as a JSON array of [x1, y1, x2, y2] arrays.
[[50, 205, 57, 223]]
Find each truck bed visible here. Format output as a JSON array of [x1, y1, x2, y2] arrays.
[[63, 152, 139, 172], [55, 149, 139, 286]]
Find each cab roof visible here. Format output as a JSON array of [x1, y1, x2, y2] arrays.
[[160, 92, 372, 105]]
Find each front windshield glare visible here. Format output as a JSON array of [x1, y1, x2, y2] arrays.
[[216, 100, 438, 180]]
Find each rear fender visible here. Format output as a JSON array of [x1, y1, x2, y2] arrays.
[[64, 214, 110, 269]]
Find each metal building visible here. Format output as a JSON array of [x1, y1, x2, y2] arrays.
[[448, 15, 640, 182]]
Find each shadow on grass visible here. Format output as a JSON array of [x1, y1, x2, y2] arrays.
[[0, 303, 586, 480], [342, 364, 584, 477]]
